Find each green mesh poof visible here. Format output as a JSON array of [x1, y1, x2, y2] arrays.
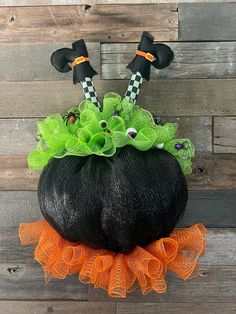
[[164, 139, 195, 174], [28, 93, 194, 174]]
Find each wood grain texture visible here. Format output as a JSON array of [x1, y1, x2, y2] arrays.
[[168, 116, 212, 152], [1, 190, 236, 228], [0, 227, 235, 301], [0, 119, 37, 154], [89, 265, 236, 302], [102, 42, 236, 79], [1, 79, 236, 117], [0, 117, 212, 155], [0, 43, 100, 81], [0, 4, 177, 43], [214, 117, 236, 153], [185, 190, 236, 228], [1, 154, 236, 191], [188, 154, 236, 190], [0, 302, 235, 314], [0, 261, 88, 300], [116, 302, 236, 314], [0, 301, 116, 314], [0, 0, 235, 6], [0, 156, 38, 191], [0, 191, 42, 228], [179, 3, 236, 41]]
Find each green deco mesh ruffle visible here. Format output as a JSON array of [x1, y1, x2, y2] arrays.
[[28, 92, 194, 174]]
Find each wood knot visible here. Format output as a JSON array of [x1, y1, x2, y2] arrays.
[[193, 165, 206, 176], [84, 5, 91, 12], [47, 307, 54, 313], [200, 271, 208, 277], [8, 15, 16, 23], [7, 266, 21, 275]]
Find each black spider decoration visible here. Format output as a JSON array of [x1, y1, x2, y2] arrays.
[[152, 113, 164, 125], [63, 110, 80, 126]]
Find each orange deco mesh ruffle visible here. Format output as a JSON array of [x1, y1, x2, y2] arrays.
[[19, 220, 207, 298]]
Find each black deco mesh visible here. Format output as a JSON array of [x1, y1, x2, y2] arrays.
[[38, 146, 188, 254]]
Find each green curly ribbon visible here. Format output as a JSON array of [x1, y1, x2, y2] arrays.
[[28, 93, 194, 174]]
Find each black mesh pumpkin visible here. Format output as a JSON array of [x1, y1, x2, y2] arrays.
[[38, 146, 188, 254]]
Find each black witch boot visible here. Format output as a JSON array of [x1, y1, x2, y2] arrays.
[[125, 31, 174, 107], [51, 39, 101, 110]]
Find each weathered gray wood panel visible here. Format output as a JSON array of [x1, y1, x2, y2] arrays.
[[0, 4, 177, 43], [0, 301, 116, 314], [1, 190, 235, 228], [89, 265, 236, 302], [168, 116, 212, 152], [179, 3, 236, 41], [188, 153, 236, 191], [0, 119, 37, 154], [185, 190, 236, 228], [102, 42, 236, 79], [0, 261, 88, 300], [1, 79, 236, 117], [0, 0, 235, 6], [0, 191, 42, 228], [1, 154, 236, 191], [116, 302, 236, 314], [0, 156, 38, 191], [214, 117, 236, 153], [0, 43, 100, 81], [0, 117, 212, 155], [0, 302, 235, 314]]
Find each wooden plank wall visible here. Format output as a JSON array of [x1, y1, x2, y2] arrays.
[[0, 1, 236, 314]]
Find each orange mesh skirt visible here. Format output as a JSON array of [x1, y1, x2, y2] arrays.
[[19, 220, 207, 298]]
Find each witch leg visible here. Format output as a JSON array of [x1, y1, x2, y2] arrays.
[[124, 31, 174, 122], [51, 39, 101, 110], [81, 77, 101, 110], [124, 71, 143, 105]]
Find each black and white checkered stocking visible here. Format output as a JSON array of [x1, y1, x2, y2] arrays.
[[81, 77, 101, 110], [124, 71, 143, 105], [125, 71, 163, 124]]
